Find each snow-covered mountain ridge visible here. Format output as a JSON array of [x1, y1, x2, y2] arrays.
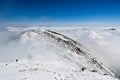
[[0, 27, 119, 80]]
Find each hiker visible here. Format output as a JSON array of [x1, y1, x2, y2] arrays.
[[16, 59, 18, 62]]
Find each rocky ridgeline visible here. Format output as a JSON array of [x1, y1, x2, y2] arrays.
[[24, 29, 116, 78]]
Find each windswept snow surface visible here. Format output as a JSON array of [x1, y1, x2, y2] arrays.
[[0, 27, 118, 80]]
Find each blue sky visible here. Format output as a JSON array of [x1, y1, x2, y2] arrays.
[[0, 0, 120, 26]]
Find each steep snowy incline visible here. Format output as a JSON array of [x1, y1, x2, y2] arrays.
[[51, 27, 120, 78], [0, 27, 118, 80]]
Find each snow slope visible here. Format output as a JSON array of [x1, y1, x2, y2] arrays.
[[0, 27, 118, 80], [51, 27, 120, 78], [0, 61, 117, 80]]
